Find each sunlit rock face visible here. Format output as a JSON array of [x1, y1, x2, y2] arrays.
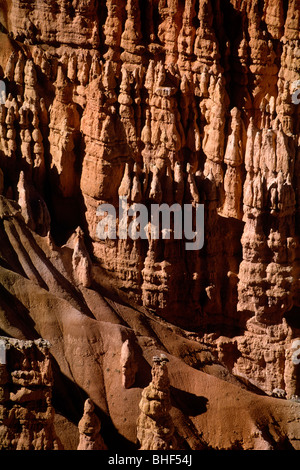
[[0, 0, 299, 450], [0, 336, 62, 450]]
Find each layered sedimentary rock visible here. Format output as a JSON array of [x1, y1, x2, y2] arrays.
[[0, 336, 61, 450], [137, 356, 177, 450], [0, 194, 299, 449], [0, 0, 299, 450]]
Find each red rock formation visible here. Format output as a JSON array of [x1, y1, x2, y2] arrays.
[[137, 356, 177, 450], [0, 336, 62, 450], [77, 398, 107, 450], [0, 0, 299, 451]]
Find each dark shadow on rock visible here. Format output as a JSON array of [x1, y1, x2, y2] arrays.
[[0, 221, 27, 277], [170, 386, 208, 417], [284, 306, 300, 330], [0, 282, 39, 339], [52, 364, 137, 451], [10, 218, 97, 320], [133, 346, 152, 390]]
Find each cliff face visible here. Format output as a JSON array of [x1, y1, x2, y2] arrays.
[[0, 0, 299, 450], [0, 336, 61, 449]]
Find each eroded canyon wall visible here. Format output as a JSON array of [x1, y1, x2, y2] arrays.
[[0, 0, 299, 412], [0, 336, 61, 449]]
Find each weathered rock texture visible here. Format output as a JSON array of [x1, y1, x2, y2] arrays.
[[137, 356, 177, 450], [0, 336, 62, 450], [77, 398, 107, 450], [0, 0, 299, 451], [120, 339, 138, 389]]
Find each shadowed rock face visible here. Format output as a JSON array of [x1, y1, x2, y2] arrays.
[[0, 0, 299, 450]]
